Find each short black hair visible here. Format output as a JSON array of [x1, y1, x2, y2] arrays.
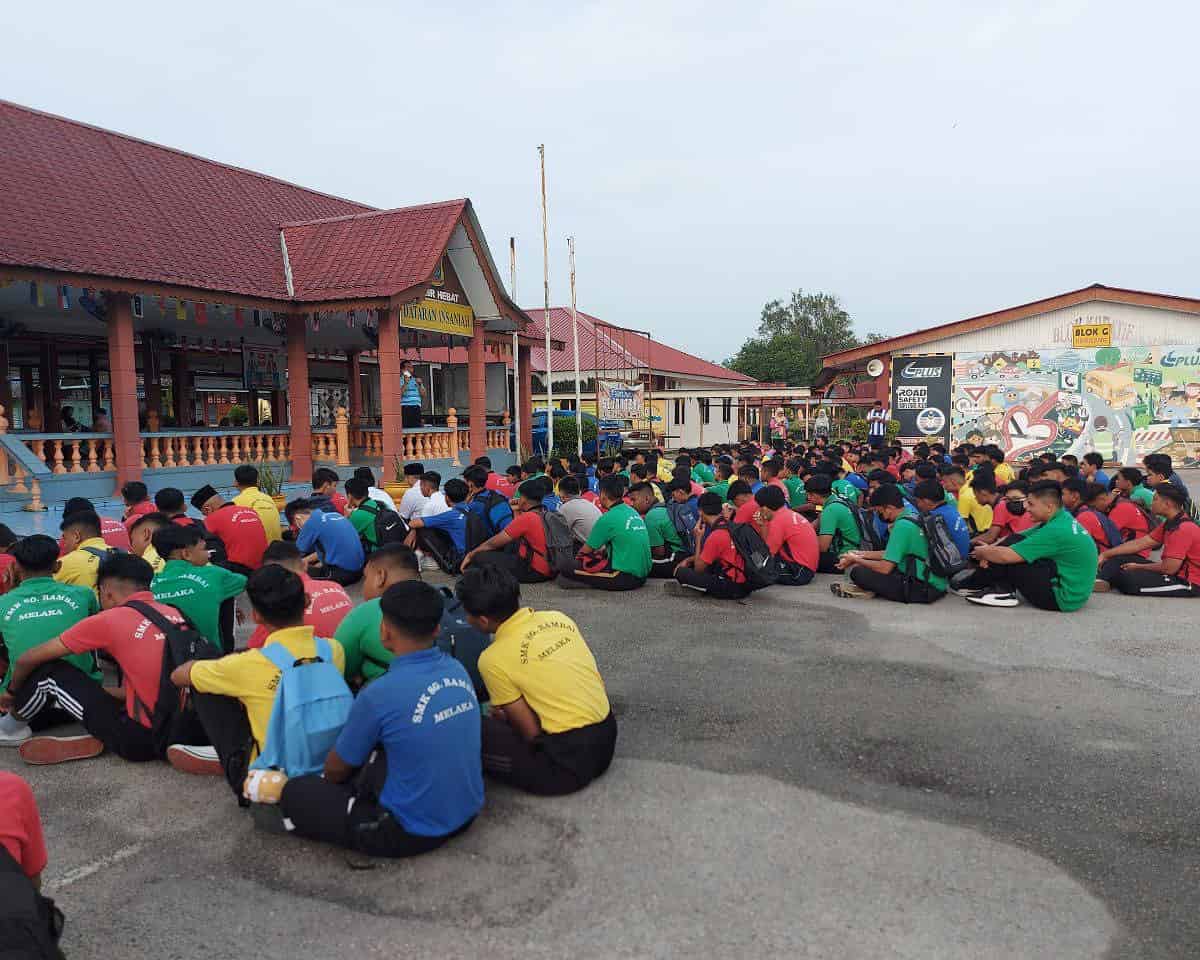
[[312, 467, 339, 488], [234, 465, 258, 486], [737, 464, 760, 481], [366, 543, 420, 573], [64, 497, 94, 516], [698, 492, 724, 516], [62, 511, 102, 538], [524, 457, 545, 474], [1083, 481, 1109, 504], [380, 580, 443, 640], [284, 498, 315, 524], [456, 564, 521, 621], [97, 553, 154, 591], [404, 462, 425, 478], [463, 466, 488, 488], [245, 565, 307, 626], [129, 511, 169, 538], [971, 469, 998, 495], [867, 469, 893, 486], [804, 474, 832, 496], [474, 455, 492, 469], [353, 466, 376, 485], [152, 522, 204, 558], [868, 484, 904, 508], [913, 479, 945, 503], [1028, 479, 1063, 504], [1144, 453, 1173, 477], [261, 540, 303, 566], [11, 534, 61, 574], [443, 478, 468, 504], [154, 487, 186, 513], [1082, 452, 1105, 469], [1153, 481, 1187, 508], [627, 481, 655, 498], [598, 475, 625, 501], [558, 474, 581, 497], [121, 481, 149, 504], [345, 476, 370, 500], [517, 479, 544, 504], [420, 471, 442, 488], [667, 479, 692, 495], [1061, 476, 1089, 499], [0, 524, 17, 549], [1118, 466, 1143, 486], [754, 485, 786, 510]]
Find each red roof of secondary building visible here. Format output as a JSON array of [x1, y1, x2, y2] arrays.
[[524, 308, 756, 383]]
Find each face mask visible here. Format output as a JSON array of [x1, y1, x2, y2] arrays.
[[1007, 501, 1026, 516]]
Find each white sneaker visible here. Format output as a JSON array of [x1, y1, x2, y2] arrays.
[[0, 713, 32, 746], [167, 744, 223, 776], [965, 592, 1020, 608], [417, 552, 440, 573]]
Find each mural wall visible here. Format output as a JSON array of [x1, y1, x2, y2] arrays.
[[951, 346, 1200, 466]]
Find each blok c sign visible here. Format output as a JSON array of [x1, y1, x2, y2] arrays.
[[1072, 323, 1112, 348]]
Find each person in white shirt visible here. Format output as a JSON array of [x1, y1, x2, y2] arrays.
[[866, 401, 890, 450], [556, 475, 601, 544], [353, 466, 397, 512], [418, 471, 450, 518], [397, 463, 429, 521]]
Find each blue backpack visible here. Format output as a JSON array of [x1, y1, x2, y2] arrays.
[[1079, 506, 1122, 550], [667, 497, 701, 553], [251, 637, 353, 778]]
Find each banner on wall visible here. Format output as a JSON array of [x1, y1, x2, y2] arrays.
[[890, 354, 953, 443], [598, 379, 644, 420], [242, 346, 285, 391]]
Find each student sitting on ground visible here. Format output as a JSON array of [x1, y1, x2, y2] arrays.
[[59, 497, 131, 553], [168, 565, 349, 783], [0, 536, 101, 745], [1144, 453, 1190, 503], [247, 541, 352, 649], [554, 475, 600, 544], [345, 476, 394, 552], [0, 770, 48, 887], [233, 465, 283, 542], [669, 492, 750, 600], [1080, 452, 1110, 489], [286, 498, 366, 587], [128, 512, 168, 574], [1061, 477, 1118, 551], [310, 467, 349, 516], [463, 466, 515, 537], [120, 481, 157, 531], [277, 580, 483, 855], [354, 465, 398, 512], [559, 476, 652, 591], [396, 462, 429, 520], [806, 473, 862, 573], [55, 511, 119, 590], [972, 480, 1035, 545], [418, 471, 450, 518], [151, 524, 247, 654], [461, 565, 616, 795], [629, 481, 685, 578], [192, 485, 269, 575], [459, 480, 555, 583], [962, 480, 1098, 610], [832, 484, 947, 602], [912, 478, 971, 557], [1, 554, 189, 765], [706, 462, 735, 501], [335, 545, 422, 685], [1095, 483, 1200, 596], [406, 477, 471, 572], [944, 464, 998, 536], [1114, 467, 1154, 511], [750, 485, 817, 586]]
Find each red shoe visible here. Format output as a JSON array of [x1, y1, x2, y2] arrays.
[[19, 735, 104, 765], [167, 744, 223, 776]]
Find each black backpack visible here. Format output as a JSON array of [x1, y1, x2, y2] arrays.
[[829, 494, 884, 552], [125, 599, 219, 758], [898, 514, 966, 579], [537, 507, 578, 574], [436, 587, 491, 701], [361, 500, 408, 549], [0, 847, 63, 960], [726, 521, 780, 591], [463, 509, 491, 553]]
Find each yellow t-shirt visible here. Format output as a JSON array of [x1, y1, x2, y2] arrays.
[[234, 487, 283, 542], [143, 545, 166, 575], [188, 625, 345, 756], [656, 459, 675, 483], [957, 484, 993, 534], [993, 462, 1015, 485], [55, 537, 112, 589], [478, 607, 610, 734]]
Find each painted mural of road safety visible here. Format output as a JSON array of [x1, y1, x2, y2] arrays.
[[951, 346, 1200, 466]]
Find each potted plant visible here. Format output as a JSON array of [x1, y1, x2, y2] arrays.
[[226, 404, 249, 427], [257, 461, 286, 510], [384, 455, 410, 502]]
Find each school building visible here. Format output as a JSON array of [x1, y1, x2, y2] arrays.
[[0, 99, 543, 510], [816, 284, 1200, 466]]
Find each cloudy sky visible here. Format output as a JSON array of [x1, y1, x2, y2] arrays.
[[4, 1, 1195, 363]]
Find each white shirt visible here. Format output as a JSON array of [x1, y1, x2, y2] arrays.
[[420, 491, 450, 518], [367, 486, 398, 512], [397, 486, 429, 520], [558, 496, 602, 543]]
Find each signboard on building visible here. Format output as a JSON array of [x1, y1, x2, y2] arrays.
[[399, 298, 474, 337], [242, 346, 285, 391], [1072, 322, 1112, 348], [891, 354, 953, 443], [598, 379, 644, 420]]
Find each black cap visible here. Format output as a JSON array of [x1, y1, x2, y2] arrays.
[[190, 485, 220, 511]]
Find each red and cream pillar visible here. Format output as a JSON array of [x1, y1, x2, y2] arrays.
[[467, 321, 487, 457], [347, 350, 362, 425], [105, 292, 142, 490], [286, 314, 313, 482], [378, 306, 403, 468]]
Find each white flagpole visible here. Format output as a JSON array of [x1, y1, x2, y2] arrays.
[[568, 236, 583, 457], [510, 236, 520, 458], [539, 144, 553, 458]]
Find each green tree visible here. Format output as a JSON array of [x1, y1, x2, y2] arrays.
[[724, 290, 868, 386]]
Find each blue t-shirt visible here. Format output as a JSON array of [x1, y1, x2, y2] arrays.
[[749, 481, 764, 494], [542, 493, 562, 512], [422, 505, 469, 554], [335, 648, 483, 835], [930, 501, 972, 557], [297, 510, 366, 571], [846, 473, 870, 492], [401, 374, 422, 407], [1094, 469, 1110, 489]]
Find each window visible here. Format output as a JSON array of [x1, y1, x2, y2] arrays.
[[673, 398, 686, 424], [699, 399, 711, 424], [722, 398, 733, 423]]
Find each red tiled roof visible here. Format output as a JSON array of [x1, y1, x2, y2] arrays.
[[282, 201, 466, 301], [525, 308, 756, 382]]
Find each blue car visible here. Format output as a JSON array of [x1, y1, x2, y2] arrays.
[[512, 409, 622, 457]]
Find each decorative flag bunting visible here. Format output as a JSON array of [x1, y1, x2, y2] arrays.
[[175, 300, 186, 321], [195, 302, 207, 326]]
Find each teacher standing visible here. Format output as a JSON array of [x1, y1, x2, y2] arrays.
[[401, 359, 426, 428]]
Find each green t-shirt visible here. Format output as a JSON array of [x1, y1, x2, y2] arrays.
[[643, 505, 684, 554], [1010, 507, 1099, 611], [348, 502, 379, 547], [783, 476, 807, 508], [0, 577, 100, 693], [884, 517, 948, 592], [817, 499, 861, 554], [692, 464, 715, 484], [152, 560, 246, 650], [585, 502, 652, 578], [831, 479, 860, 504], [1131, 484, 1154, 510], [334, 598, 390, 682], [708, 481, 731, 502]]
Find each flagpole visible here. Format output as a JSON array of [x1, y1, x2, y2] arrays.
[[510, 236, 520, 459], [568, 236, 583, 457], [539, 144, 553, 458]]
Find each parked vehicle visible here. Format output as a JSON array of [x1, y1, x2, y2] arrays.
[[512, 409, 623, 457]]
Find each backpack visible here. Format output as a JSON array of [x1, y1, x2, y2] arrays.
[[0, 847, 64, 960], [1078, 506, 1122, 550], [475, 490, 514, 537], [726, 522, 780, 591], [463, 507, 492, 553], [666, 498, 701, 554], [125, 599, 218, 758], [437, 587, 491, 702], [829, 494, 884, 552], [365, 501, 409, 549], [250, 636, 353, 778], [82, 545, 125, 560], [538, 507, 578, 574], [899, 514, 966, 579]]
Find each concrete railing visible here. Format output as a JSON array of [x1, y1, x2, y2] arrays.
[[143, 429, 292, 469]]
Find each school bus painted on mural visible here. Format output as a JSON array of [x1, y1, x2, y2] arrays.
[[951, 346, 1200, 466]]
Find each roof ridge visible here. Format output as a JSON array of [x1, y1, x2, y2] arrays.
[[0, 98, 376, 215], [281, 199, 469, 230]]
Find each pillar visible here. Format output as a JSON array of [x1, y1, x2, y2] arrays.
[[171, 351, 192, 427], [347, 350, 362, 424], [87, 350, 101, 422], [106, 292, 142, 489], [518, 344, 533, 456], [467, 322, 487, 457], [39, 343, 61, 432], [286, 314, 313, 481], [378, 306, 403, 469], [142, 336, 161, 418], [271, 390, 286, 427]]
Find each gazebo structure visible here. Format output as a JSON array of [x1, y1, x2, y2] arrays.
[[0, 99, 537, 507]]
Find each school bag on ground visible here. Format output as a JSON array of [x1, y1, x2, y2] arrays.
[[830, 494, 884, 552], [475, 490, 514, 536], [437, 587, 491, 702], [538, 507, 578, 573], [727, 522, 780, 591], [898, 514, 966, 579], [0, 847, 64, 960], [666, 498, 701, 554], [367, 501, 409, 549], [251, 637, 353, 778]]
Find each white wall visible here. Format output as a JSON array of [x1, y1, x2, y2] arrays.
[[666, 396, 740, 448]]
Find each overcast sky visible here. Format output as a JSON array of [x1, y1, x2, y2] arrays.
[[5, 1, 1197, 363]]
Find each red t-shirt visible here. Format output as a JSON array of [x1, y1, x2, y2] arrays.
[[123, 500, 157, 531], [329, 491, 349, 516], [59, 593, 184, 727], [765, 507, 818, 571], [1150, 518, 1200, 586], [57, 517, 132, 557], [733, 499, 758, 525], [504, 510, 552, 577], [1108, 499, 1151, 556], [581, 491, 600, 506], [1074, 508, 1109, 549], [0, 772, 47, 878], [486, 473, 515, 498], [246, 574, 353, 648], [700, 526, 746, 583], [0, 553, 15, 596], [204, 504, 267, 570], [991, 500, 1036, 538]]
